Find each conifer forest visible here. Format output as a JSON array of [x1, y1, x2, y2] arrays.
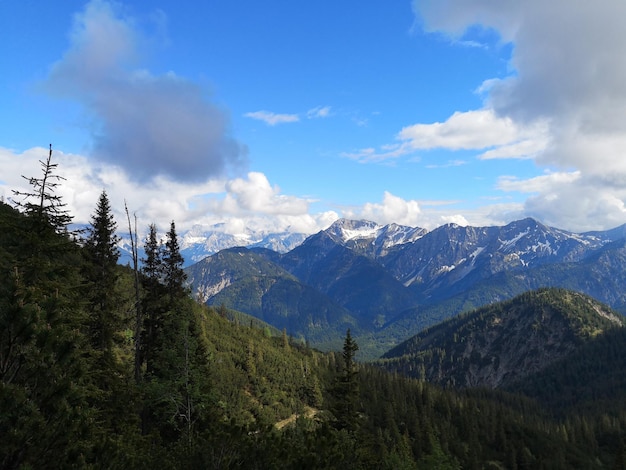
[[3, 150, 626, 469]]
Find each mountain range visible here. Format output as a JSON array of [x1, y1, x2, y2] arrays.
[[117, 222, 308, 267], [184, 217, 626, 357]]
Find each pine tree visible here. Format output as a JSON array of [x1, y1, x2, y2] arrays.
[[141, 223, 166, 378], [162, 220, 187, 305], [331, 329, 360, 432], [83, 190, 121, 352], [141, 223, 209, 447]]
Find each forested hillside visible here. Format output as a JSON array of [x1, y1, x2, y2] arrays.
[[379, 288, 624, 388], [2, 151, 626, 468]]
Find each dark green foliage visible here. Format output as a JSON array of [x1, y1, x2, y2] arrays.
[[4, 157, 626, 467], [507, 325, 626, 415], [163, 220, 187, 304], [141, 223, 167, 377], [379, 288, 624, 389], [82, 189, 122, 352], [186, 247, 360, 344], [0, 154, 91, 468], [330, 329, 360, 432]]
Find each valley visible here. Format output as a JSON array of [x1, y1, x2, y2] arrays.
[[185, 217, 626, 358]]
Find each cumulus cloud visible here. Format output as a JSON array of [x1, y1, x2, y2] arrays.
[[44, 0, 246, 183], [409, 0, 626, 230], [340, 191, 505, 229], [1, 146, 536, 237], [399, 109, 541, 150], [342, 191, 422, 226], [244, 110, 300, 126], [223, 172, 309, 215], [495, 170, 626, 232], [343, 109, 549, 163], [0, 146, 329, 238]]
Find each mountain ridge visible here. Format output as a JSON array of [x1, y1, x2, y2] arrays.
[[185, 217, 626, 356], [378, 288, 624, 389]]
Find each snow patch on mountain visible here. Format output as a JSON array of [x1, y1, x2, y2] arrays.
[[179, 224, 307, 266], [325, 218, 427, 257]]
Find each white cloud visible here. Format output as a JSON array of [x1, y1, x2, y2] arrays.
[[406, 0, 626, 231], [494, 170, 626, 232], [224, 172, 308, 215], [342, 191, 422, 227], [425, 159, 467, 169], [3, 146, 571, 239], [497, 171, 581, 194], [343, 109, 549, 163], [245, 106, 331, 125], [244, 110, 300, 126], [399, 109, 520, 150], [341, 144, 411, 163], [478, 137, 547, 160], [306, 106, 331, 119], [0, 146, 325, 238], [340, 191, 518, 230]]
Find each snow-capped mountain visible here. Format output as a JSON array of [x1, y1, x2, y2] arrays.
[[324, 219, 428, 258], [381, 217, 614, 295], [186, 216, 626, 355], [164, 219, 427, 267], [116, 223, 308, 267], [179, 224, 308, 266]]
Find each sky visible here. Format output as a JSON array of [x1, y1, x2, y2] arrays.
[[2, 0, 626, 238]]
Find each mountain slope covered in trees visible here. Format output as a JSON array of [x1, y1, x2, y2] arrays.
[[379, 288, 624, 389], [3, 151, 626, 468]]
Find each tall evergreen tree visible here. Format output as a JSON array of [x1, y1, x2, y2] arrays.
[[141, 223, 165, 378], [331, 329, 360, 432], [83, 189, 121, 352], [163, 220, 187, 305], [82, 190, 142, 463], [141, 222, 210, 447]]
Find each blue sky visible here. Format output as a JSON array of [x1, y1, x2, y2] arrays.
[[2, 0, 626, 236]]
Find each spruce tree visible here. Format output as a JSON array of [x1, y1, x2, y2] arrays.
[[142, 222, 210, 447], [331, 329, 360, 432], [83, 189, 121, 352], [163, 220, 187, 305], [82, 190, 144, 463], [141, 223, 165, 378]]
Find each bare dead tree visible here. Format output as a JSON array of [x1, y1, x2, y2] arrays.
[[125, 200, 142, 383]]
